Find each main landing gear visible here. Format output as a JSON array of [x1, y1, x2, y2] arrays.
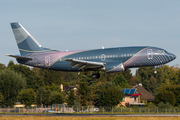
[[91, 73, 100, 79]]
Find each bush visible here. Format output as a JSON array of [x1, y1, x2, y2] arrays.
[[155, 90, 176, 106], [158, 102, 172, 109]]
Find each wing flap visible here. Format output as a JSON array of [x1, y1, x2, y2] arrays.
[[65, 58, 105, 70]]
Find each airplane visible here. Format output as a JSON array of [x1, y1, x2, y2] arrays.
[[7, 22, 176, 78]]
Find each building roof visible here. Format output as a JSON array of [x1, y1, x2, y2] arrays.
[[122, 88, 141, 97], [136, 86, 154, 101], [122, 88, 136, 94]]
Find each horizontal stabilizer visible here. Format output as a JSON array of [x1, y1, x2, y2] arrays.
[[6, 54, 34, 60]]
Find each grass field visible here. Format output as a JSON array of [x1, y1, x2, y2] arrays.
[[0, 116, 180, 120]]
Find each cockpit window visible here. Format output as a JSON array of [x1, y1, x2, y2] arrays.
[[158, 50, 167, 54], [162, 50, 168, 53], [164, 50, 168, 53]]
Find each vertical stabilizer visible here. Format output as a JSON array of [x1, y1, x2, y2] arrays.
[[11, 23, 44, 55]]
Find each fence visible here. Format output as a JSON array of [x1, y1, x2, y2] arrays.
[[1, 105, 180, 113], [0, 105, 52, 113]]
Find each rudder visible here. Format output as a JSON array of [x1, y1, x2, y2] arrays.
[[11, 22, 44, 55]]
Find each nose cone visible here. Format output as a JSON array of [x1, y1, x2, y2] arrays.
[[169, 53, 176, 61]]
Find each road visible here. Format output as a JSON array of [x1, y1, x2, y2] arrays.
[[1, 113, 180, 117]]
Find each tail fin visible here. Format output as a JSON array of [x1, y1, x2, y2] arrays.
[[11, 22, 44, 56]]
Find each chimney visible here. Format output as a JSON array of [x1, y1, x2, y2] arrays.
[[138, 83, 142, 87], [60, 84, 63, 91]]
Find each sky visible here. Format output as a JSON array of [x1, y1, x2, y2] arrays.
[[0, 0, 180, 74]]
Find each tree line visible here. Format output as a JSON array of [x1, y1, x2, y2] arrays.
[[0, 60, 180, 107]]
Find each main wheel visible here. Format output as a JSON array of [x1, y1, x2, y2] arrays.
[[91, 73, 100, 79]]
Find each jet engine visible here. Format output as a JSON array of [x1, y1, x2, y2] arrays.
[[105, 62, 125, 73]]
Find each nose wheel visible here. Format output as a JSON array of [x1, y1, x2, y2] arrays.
[[91, 73, 100, 79]]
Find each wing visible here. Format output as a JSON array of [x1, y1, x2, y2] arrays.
[[6, 54, 34, 60], [65, 58, 105, 70]]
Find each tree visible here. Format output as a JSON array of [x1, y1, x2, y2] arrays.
[[96, 83, 124, 107], [135, 65, 179, 94], [122, 70, 133, 84], [112, 73, 130, 88], [36, 87, 51, 105], [155, 84, 180, 106], [18, 88, 36, 107], [155, 90, 176, 106], [0, 92, 4, 105], [0, 68, 26, 106], [7, 60, 15, 70], [44, 69, 63, 86], [49, 91, 65, 104], [0, 63, 5, 70], [7, 61, 44, 91], [67, 90, 76, 106], [78, 80, 90, 106]]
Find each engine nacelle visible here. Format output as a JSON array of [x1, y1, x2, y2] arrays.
[[105, 62, 125, 73]]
